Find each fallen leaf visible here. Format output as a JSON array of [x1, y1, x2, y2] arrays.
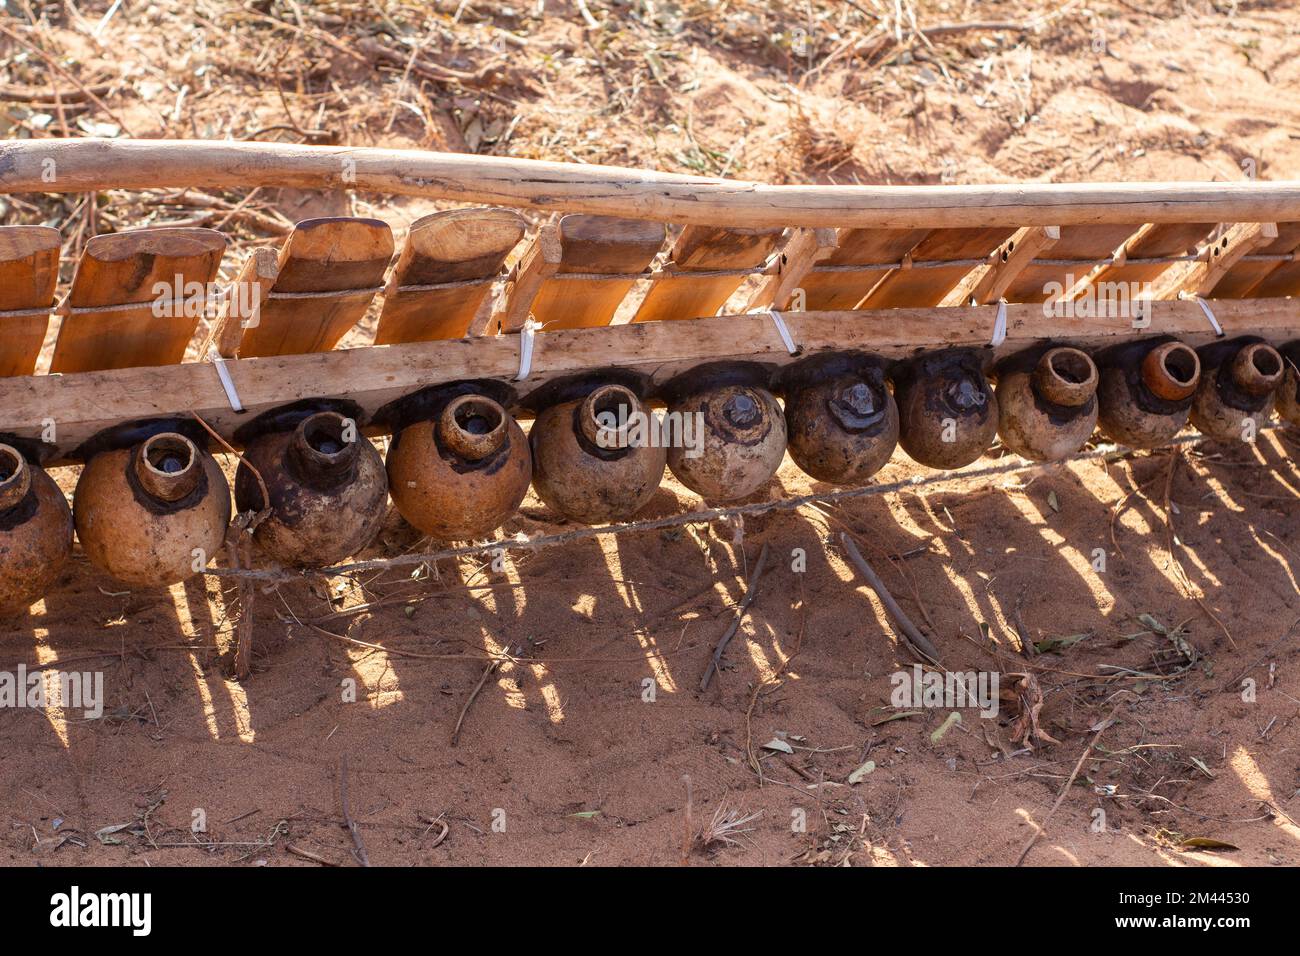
[[1035, 632, 1090, 654], [1138, 613, 1167, 635], [94, 822, 135, 845], [1179, 837, 1238, 851], [762, 738, 794, 754], [930, 711, 961, 744], [847, 761, 876, 784]]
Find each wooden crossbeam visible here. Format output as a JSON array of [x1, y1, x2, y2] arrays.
[[209, 247, 278, 358], [495, 223, 562, 333], [744, 227, 838, 311], [1208, 222, 1300, 298], [1078, 221, 1218, 296], [997, 224, 1138, 303], [6, 297, 1299, 465]]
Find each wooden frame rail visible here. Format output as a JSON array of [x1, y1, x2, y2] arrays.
[[4, 297, 1297, 466], [4, 139, 1300, 229]]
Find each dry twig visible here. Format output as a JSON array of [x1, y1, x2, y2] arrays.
[[840, 533, 941, 663], [700, 542, 771, 691], [339, 755, 371, 867], [1015, 705, 1121, 866]]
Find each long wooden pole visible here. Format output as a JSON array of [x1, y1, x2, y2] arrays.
[[5, 298, 1300, 465], [3, 139, 1299, 229]]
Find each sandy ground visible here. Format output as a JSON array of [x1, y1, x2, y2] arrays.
[[3, 436, 1298, 867], [1, 1, 1299, 866]]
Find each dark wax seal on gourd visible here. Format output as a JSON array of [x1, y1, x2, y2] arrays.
[[530, 381, 666, 523], [777, 351, 898, 484], [74, 431, 231, 587], [236, 409, 388, 567], [894, 347, 997, 469], [657, 362, 786, 500], [0, 443, 73, 617]]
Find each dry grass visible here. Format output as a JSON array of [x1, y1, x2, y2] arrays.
[[0, 0, 1136, 249], [2, 0, 1287, 354], [1, 0, 1284, 313], [698, 798, 762, 851]]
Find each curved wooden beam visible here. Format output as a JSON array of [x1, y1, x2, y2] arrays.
[[3, 139, 1300, 229]]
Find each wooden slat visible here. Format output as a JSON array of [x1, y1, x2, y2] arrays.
[[232, 217, 393, 357], [1084, 221, 1218, 290], [49, 227, 226, 374], [1209, 222, 1300, 298], [0, 225, 60, 377], [520, 215, 665, 330], [859, 227, 1016, 308], [744, 227, 838, 310], [966, 226, 1060, 304], [631, 224, 782, 322], [372, 207, 525, 344], [9, 298, 1300, 466], [1170, 222, 1277, 298], [998, 224, 1137, 303], [799, 228, 929, 309]]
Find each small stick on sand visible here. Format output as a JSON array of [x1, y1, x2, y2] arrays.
[[700, 542, 771, 691], [840, 534, 941, 663], [339, 755, 371, 867], [1221, 616, 1300, 693], [1015, 706, 1121, 866], [451, 657, 503, 747], [286, 842, 339, 866], [680, 774, 694, 866]]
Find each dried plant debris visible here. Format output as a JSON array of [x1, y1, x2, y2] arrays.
[[1002, 671, 1061, 748], [697, 799, 762, 852]]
